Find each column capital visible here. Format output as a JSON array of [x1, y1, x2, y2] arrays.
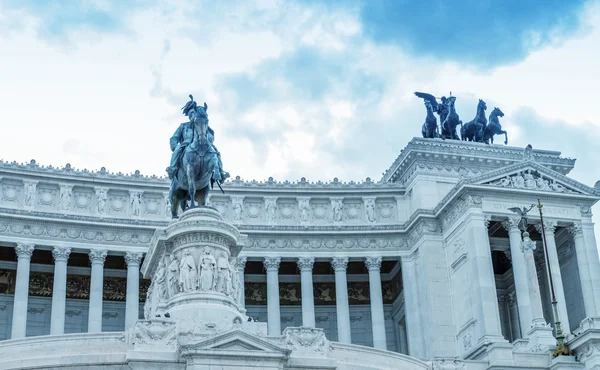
[[507, 291, 517, 306], [297, 257, 315, 271], [502, 216, 521, 231], [535, 220, 557, 235], [52, 246, 71, 262], [401, 250, 418, 263], [331, 257, 349, 271], [234, 256, 247, 270], [568, 223, 583, 236], [125, 252, 144, 267], [89, 249, 108, 264], [15, 243, 35, 259], [483, 215, 492, 228], [365, 256, 382, 271], [263, 257, 281, 271], [520, 233, 537, 253]]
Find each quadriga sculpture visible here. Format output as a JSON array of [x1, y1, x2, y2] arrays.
[[483, 107, 507, 145]]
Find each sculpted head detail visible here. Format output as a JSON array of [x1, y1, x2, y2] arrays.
[[203, 246, 211, 255]]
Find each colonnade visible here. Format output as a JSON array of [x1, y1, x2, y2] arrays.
[[7, 246, 391, 350]]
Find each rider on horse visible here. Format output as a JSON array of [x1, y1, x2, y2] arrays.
[[166, 95, 228, 182]]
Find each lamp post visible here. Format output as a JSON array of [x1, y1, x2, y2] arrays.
[[537, 199, 571, 357]]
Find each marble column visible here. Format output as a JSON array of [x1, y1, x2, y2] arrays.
[[569, 224, 596, 317], [502, 217, 531, 337], [581, 220, 600, 314], [507, 292, 521, 341], [398, 321, 409, 355], [521, 232, 555, 347], [331, 257, 351, 344], [365, 256, 387, 350], [11, 243, 35, 339], [50, 246, 71, 335], [497, 294, 510, 340], [535, 221, 570, 334], [298, 257, 315, 327], [401, 251, 425, 358], [88, 249, 107, 333], [125, 252, 144, 330], [237, 257, 247, 308], [264, 257, 281, 335]]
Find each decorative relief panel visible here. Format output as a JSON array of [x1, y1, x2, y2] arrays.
[[0, 269, 15, 294], [376, 201, 395, 221], [108, 192, 128, 214], [143, 195, 161, 216], [311, 201, 329, 223], [36, 184, 58, 209], [244, 200, 263, 220], [73, 188, 93, 211], [344, 202, 362, 221], [1, 181, 21, 204]]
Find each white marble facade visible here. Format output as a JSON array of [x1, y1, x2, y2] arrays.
[[0, 138, 599, 369]]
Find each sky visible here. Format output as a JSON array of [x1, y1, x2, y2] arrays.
[[1, 0, 599, 218]]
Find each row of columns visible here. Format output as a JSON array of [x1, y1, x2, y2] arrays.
[[9, 244, 144, 339], [501, 218, 600, 339], [262, 256, 387, 349], [8, 245, 390, 350]]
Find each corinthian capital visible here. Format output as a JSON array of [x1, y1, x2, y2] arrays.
[[364, 256, 382, 271], [297, 257, 315, 271], [125, 252, 144, 267], [502, 217, 521, 231], [52, 246, 72, 262], [15, 243, 35, 259], [331, 257, 349, 271], [234, 256, 247, 270], [520, 233, 537, 253], [568, 223, 583, 236], [263, 257, 281, 271], [535, 220, 557, 235], [89, 249, 108, 264]]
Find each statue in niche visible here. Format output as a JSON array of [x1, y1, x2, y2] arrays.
[[198, 247, 216, 291], [60, 187, 72, 211], [24, 182, 35, 207], [215, 252, 231, 294], [131, 193, 141, 216], [266, 200, 277, 224], [365, 199, 376, 223], [179, 250, 197, 292], [232, 198, 243, 222], [332, 199, 343, 222], [165, 95, 230, 218], [96, 189, 107, 215], [299, 199, 310, 223], [167, 254, 180, 298]]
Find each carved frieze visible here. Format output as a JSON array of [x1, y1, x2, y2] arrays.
[[488, 169, 578, 194], [245, 236, 406, 251]]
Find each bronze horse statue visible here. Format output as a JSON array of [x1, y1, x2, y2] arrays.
[[441, 96, 461, 140], [461, 99, 487, 142], [421, 100, 439, 138], [167, 100, 227, 218], [483, 107, 507, 145]]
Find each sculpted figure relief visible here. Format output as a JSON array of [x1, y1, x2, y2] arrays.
[[131, 192, 141, 217], [299, 199, 310, 223], [96, 189, 107, 216], [215, 252, 231, 294], [266, 199, 277, 224], [24, 182, 36, 207], [179, 250, 197, 292], [365, 199, 376, 223], [60, 186, 72, 211], [232, 197, 244, 222], [166, 95, 230, 218], [229, 258, 242, 304], [198, 247, 216, 291], [167, 254, 180, 298], [332, 199, 343, 223]]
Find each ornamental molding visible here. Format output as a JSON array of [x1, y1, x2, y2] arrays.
[[382, 138, 575, 184], [0, 215, 155, 249], [244, 235, 407, 251]]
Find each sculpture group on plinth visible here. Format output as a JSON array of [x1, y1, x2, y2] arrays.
[[415, 91, 508, 144]]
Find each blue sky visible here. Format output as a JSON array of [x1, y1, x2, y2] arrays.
[[1, 0, 598, 191]]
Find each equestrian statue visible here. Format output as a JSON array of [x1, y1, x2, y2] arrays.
[[460, 99, 487, 142], [166, 95, 230, 218]]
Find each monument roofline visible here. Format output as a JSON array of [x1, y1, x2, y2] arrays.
[[382, 137, 576, 184]]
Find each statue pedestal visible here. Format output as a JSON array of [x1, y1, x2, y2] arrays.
[[140, 207, 262, 338]]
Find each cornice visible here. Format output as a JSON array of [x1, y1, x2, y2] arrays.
[[382, 137, 575, 184]]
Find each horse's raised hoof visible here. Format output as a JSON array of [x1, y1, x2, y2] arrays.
[[504, 141, 508, 145]]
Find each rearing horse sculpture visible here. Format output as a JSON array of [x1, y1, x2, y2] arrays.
[[421, 100, 439, 138], [441, 96, 461, 140], [483, 107, 507, 145], [460, 99, 487, 142]]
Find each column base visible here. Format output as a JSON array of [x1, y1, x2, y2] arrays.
[[526, 322, 557, 352], [568, 317, 600, 370]]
